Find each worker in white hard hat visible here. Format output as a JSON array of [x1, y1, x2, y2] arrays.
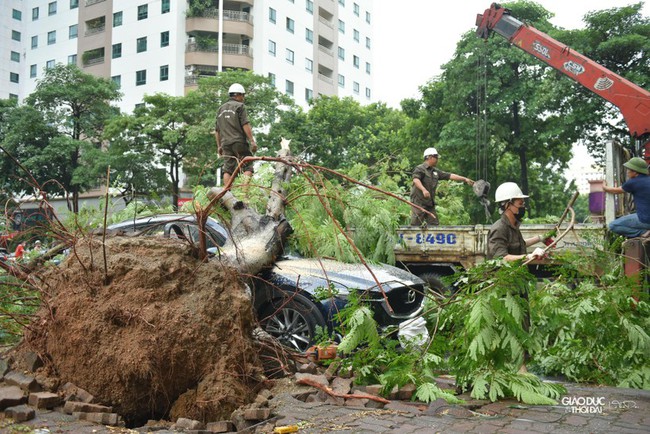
[[487, 182, 545, 262], [409, 147, 475, 226], [214, 83, 257, 185]]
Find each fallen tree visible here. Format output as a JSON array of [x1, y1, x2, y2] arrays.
[[6, 141, 299, 425]]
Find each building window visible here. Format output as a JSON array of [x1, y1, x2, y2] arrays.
[[136, 70, 147, 86], [12, 9, 22, 20], [338, 19, 345, 34], [286, 80, 294, 96], [353, 82, 359, 94], [9, 94, 18, 101], [112, 75, 121, 88], [365, 87, 371, 98], [10, 51, 20, 62], [305, 58, 313, 72], [366, 37, 371, 49], [12, 31, 21, 42], [353, 55, 360, 68], [137, 4, 148, 20], [305, 88, 313, 101], [338, 47, 345, 60], [47, 31, 56, 45], [286, 49, 294, 64], [69, 24, 78, 39], [137, 37, 148, 53], [113, 11, 123, 27], [353, 29, 359, 42], [10, 73, 19, 84], [30, 64, 37, 78], [112, 43, 122, 59], [366, 62, 371, 74], [269, 8, 276, 24], [161, 0, 170, 14], [286, 18, 295, 33], [338, 74, 345, 87], [353, 3, 360, 16], [32, 7, 39, 20], [305, 28, 313, 44], [48, 2, 57, 16], [268, 72, 275, 87], [161, 31, 170, 47], [366, 11, 371, 24], [268, 40, 276, 56], [68, 54, 77, 65], [70, 0, 79, 9], [46, 59, 55, 69], [31, 36, 38, 49], [160, 65, 169, 81], [306, 0, 313, 14]]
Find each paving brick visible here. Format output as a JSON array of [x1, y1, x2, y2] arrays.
[[4, 404, 35, 422], [0, 385, 26, 410], [22, 352, 44, 372], [28, 392, 62, 409], [398, 383, 417, 400], [243, 407, 271, 420], [0, 358, 10, 377], [3, 371, 41, 392], [59, 382, 94, 403], [73, 411, 120, 426], [63, 401, 112, 414], [206, 420, 235, 432], [330, 377, 352, 395]]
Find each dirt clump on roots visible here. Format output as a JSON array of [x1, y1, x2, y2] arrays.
[[18, 236, 264, 426]]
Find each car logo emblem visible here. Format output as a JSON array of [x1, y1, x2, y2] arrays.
[[406, 289, 417, 304]]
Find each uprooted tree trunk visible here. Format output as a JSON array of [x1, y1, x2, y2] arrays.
[[205, 139, 294, 274], [9, 142, 297, 426]]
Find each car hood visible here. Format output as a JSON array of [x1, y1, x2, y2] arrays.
[[270, 258, 424, 293]]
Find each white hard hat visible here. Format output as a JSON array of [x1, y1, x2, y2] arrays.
[[228, 83, 245, 95], [494, 182, 528, 203], [34, 240, 41, 244], [423, 147, 439, 158]]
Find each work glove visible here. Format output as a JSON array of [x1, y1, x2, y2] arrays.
[[542, 229, 557, 246], [527, 247, 546, 261]]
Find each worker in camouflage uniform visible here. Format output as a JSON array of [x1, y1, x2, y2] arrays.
[[214, 83, 257, 185], [410, 147, 474, 226]]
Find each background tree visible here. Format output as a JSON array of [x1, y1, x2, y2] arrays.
[[21, 64, 121, 213], [550, 2, 650, 161], [106, 93, 206, 209]]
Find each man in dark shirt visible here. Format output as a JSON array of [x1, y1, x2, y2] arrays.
[[410, 147, 474, 226], [603, 157, 650, 238], [214, 83, 257, 185], [487, 182, 546, 261]]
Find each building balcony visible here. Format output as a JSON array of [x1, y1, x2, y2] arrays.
[[86, 0, 106, 6], [85, 24, 105, 36], [186, 9, 254, 38], [185, 43, 253, 71]]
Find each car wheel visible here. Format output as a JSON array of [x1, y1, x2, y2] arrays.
[[259, 292, 327, 353]]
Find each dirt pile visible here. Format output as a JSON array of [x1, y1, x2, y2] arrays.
[[17, 236, 264, 425]]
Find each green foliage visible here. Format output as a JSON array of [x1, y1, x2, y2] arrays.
[[0, 276, 40, 345], [531, 247, 650, 388]]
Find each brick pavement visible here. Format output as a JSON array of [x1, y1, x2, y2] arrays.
[[267, 383, 650, 434], [3, 382, 649, 433]]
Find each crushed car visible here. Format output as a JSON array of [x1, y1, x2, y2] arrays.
[[107, 214, 427, 352]]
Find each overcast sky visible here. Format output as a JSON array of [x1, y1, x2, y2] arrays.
[[373, 0, 649, 108]]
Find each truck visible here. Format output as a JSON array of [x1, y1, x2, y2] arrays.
[[393, 3, 649, 290]]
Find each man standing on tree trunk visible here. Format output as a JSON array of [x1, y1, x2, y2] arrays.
[[410, 147, 475, 226], [214, 83, 257, 185]]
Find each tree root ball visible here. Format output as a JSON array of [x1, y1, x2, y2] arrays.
[[21, 236, 264, 426]]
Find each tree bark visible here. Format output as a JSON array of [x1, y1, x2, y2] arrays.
[[207, 140, 293, 275]]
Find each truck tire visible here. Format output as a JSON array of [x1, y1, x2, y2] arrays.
[[419, 272, 449, 295], [259, 293, 327, 353]]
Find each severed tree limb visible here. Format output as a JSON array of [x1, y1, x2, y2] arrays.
[[296, 377, 391, 404]]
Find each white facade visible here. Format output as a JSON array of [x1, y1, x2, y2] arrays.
[[2, 0, 374, 111]]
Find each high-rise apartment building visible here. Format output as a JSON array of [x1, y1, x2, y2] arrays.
[[2, 0, 374, 111]]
